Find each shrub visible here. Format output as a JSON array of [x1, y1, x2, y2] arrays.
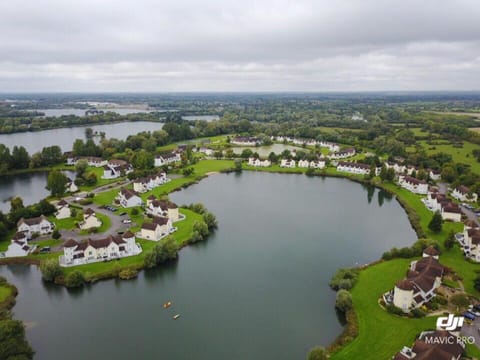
[[450, 294, 470, 307], [79, 198, 93, 206], [386, 304, 405, 316], [51, 229, 61, 239], [307, 346, 327, 360], [335, 290, 353, 313], [65, 271, 84, 288], [131, 208, 139, 216], [40, 259, 63, 282], [411, 308, 426, 318], [118, 269, 138, 280], [329, 268, 360, 291]]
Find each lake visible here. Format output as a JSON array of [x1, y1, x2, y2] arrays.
[[0, 171, 76, 213], [34, 108, 155, 117], [0, 121, 164, 153], [182, 115, 219, 121], [0, 172, 417, 359]]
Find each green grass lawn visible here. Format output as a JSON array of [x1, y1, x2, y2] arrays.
[[93, 188, 121, 206], [50, 215, 78, 230], [330, 259, 436, 360], [79, 166, 125, 192], [407, 140, 480, 175], [0, 284, 12, 303]]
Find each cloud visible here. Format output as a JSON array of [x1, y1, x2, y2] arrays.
[[0, 0, 479, 91]]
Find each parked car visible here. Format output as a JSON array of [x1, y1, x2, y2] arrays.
[[122, 219, 132, 224], [464, 311, 476, 320], [468, 306, 480, 316]]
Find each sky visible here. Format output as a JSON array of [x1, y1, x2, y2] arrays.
[[0, 0, 479, 92]]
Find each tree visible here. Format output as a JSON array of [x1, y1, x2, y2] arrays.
[[307, 346, 327, 360], [65, 270, 84, 288], [203, 211, 218, 230], [183, 167, 194, 176], [85, 127, 94, 139], [240, 149, 253, 159], [335, 289, 353, 312], [441, 165, 457, 183], [0, 319, 35, 360], [379, 165, 388, 181], [428, 211, 443, 233], [52, 229, 61, 239], [131, 150, 154, 170], [11, 146, 30, 169], [75, 159, 88, 177], [46, 170, 68, 197], [444, 230, 455, 249], [39, 259, 62, 282], [234, 159, 242, 172], [386, 168, 395, 182]]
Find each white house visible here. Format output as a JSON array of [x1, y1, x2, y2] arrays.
[[199, 147, 214, 156], [231, 136, 261, 146], [154, 152, 181, 167], [393, 331, 464, 360], [388, 255, 444, 313], [139, 216, 175, 241], [78, 208, 102, 230], [336, 161, 371, 175], [441, 204, 462, 222], [398, 175, 428, 195], [60, 232, 141, 267], [328, 148, 356, 160], [384, 161, 406, 174], [280, 159, 296, 168], [248, 157, 271, 167], [310, 159, 326, 169], [69, 156, 107, 167], [429, 169, 441, 181], [451, 185, 478, 202], [133, 173, 169, 193], [318, 141, 340, 152], [4, 232, 35, 258], [17, 215, 54, 239], [55, 200, 71, 219], [464, 226, 480, 261], [117, 188, 143, 208], [297, 159, 310, 168], [101, 159, 133, 179], [146, 198, 180, 222], [66, 178, 78, 193]]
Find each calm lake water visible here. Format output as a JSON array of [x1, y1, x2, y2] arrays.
[[0, 172, 417, 360], [0, 171, 76, 213], [0, 121, 164, 153], [35, 108, 155, 117], [182, 115, 219, 121]]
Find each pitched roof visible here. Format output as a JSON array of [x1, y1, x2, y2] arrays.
[[64, 239, 78, 248], [396, 279, 414, 291], [152, 216, 170, 225], [17, 215, 48, 227], [423, 246, 439, 257], [119, 188, 139, 200], [456, 185, 470, 194], [123, 230, 134, 238]]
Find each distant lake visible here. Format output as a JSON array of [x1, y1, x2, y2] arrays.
[[182, 115, 219, 121], [232, 143, 304, 157], [33, 108, 155, 117], [0, 171, 76, 212], [0, 121, 164, 153], [0, 172, 416, 359]]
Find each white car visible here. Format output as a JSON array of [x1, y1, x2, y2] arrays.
[[468, 306, 480, 316], [121, 219, 132, 224]]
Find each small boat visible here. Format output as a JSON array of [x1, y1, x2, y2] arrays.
[[173, 314, 181, 320], [163, 301, 172, 309]]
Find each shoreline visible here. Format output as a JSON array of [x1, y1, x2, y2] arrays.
[[0, 162, 457, 358]]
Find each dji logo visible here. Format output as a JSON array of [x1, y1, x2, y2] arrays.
[[436, 314, 464, 331]]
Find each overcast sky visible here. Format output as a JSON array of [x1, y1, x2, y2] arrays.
[[0, 0, 479, 92]]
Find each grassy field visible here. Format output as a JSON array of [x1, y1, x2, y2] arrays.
[[407, 140, 480, 175], [330, 259, 435, 360]]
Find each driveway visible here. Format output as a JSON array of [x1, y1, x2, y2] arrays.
[[461, 317, 480, 347]]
